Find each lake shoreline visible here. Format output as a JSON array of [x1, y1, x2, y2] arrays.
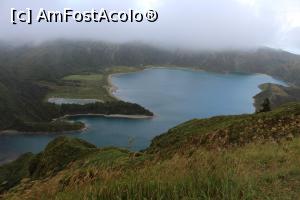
[[0, 126, 88, 136], [0, 113, 154, 136], [107, 74, 122, 101], [64, 113, 154, 119]]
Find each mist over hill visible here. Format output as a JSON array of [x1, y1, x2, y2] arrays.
[[1, 40, 300, 83]]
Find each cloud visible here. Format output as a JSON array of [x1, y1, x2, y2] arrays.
[[282, 27, 300, 53], [0, 0, 299, 52]]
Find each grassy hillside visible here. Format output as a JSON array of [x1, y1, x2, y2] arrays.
[[1, 102, 300, 199], [0, 64, 60, 130]]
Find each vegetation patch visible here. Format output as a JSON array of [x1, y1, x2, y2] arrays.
[[43, 73, 113, 102], [44, 66, 141, 102]]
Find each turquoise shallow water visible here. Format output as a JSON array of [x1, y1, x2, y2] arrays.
[[0, 68, 285, 163]]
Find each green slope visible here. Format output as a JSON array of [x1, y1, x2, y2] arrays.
[[1, 102, 300, 199]]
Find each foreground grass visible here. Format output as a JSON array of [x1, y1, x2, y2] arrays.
[[4, 138, 300, 200]]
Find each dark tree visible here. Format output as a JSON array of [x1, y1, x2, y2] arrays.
[[259, 98, 271, 113]]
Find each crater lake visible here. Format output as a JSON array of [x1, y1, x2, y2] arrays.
[[0, 68, 285, 163]]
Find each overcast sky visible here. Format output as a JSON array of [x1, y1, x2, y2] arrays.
[[0, 0, 300, 53]]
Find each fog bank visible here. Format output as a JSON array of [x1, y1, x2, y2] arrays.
[[0, 0, 300, 53]]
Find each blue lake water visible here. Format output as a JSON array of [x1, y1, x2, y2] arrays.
[[0, 68, 285, 163]]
